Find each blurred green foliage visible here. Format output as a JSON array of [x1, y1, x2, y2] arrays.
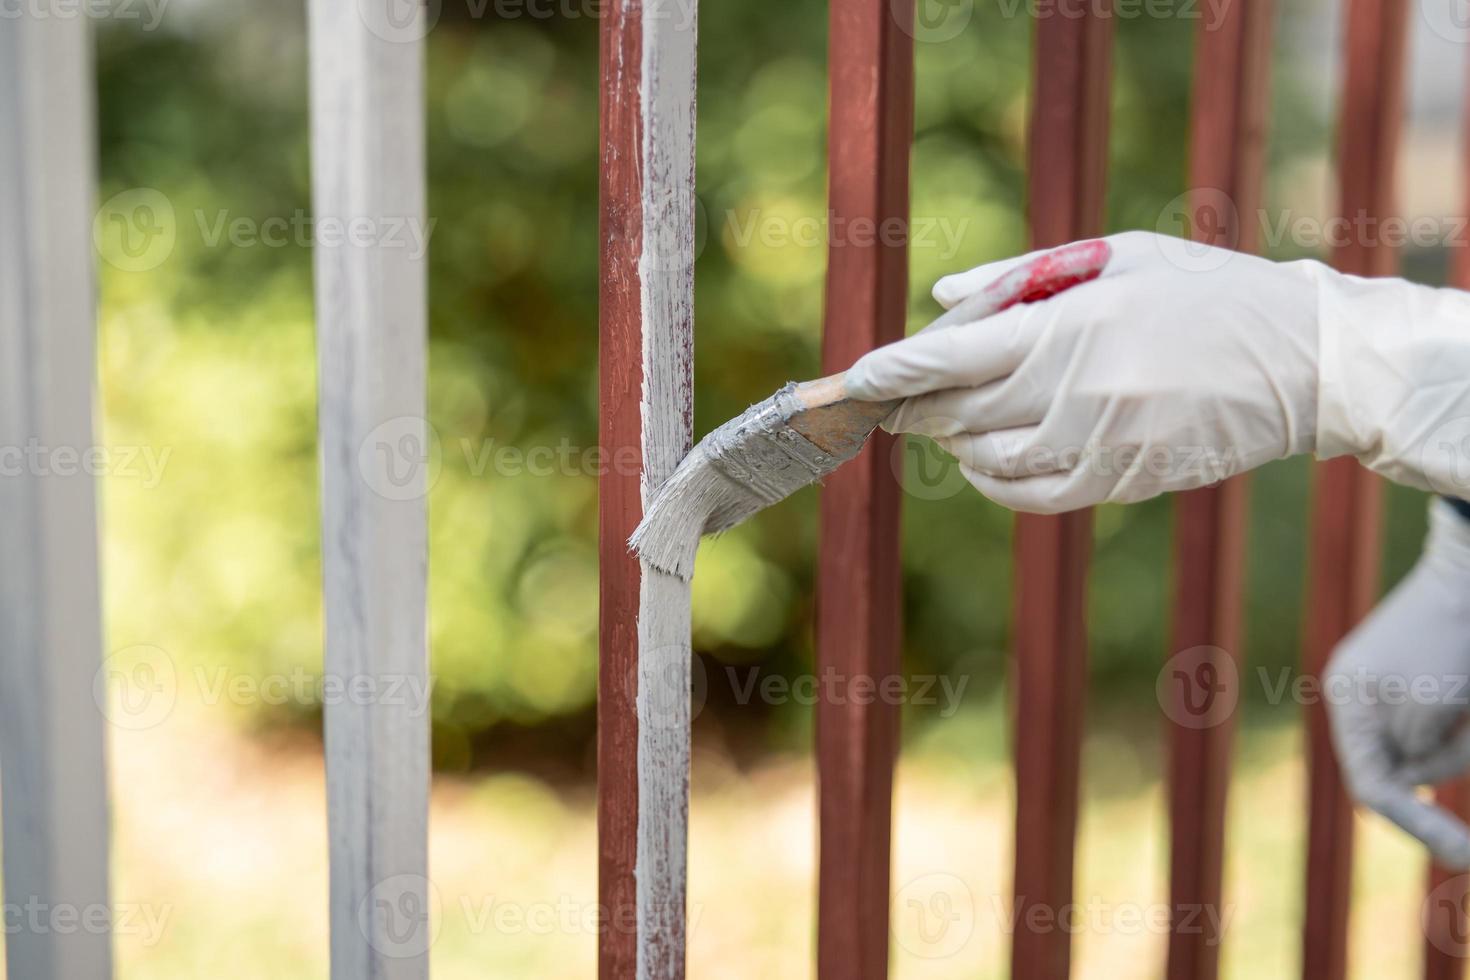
[[93, 0, 1433, 771]]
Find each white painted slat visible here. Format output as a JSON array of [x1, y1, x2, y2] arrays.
[[306, 5, 430, 978], [0, 15, 113, 980], [635, 1, 699, 977]]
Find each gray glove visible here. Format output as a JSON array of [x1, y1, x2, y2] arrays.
[[1326, 498, 1470, 867]]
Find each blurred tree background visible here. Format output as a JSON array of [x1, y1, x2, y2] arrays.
[[91, 0, 1432, 778]]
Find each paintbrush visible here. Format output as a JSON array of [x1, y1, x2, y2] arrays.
[[629, 238, 1112, 580]]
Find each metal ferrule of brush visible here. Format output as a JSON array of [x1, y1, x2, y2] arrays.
[[700, 384, 850, 506]]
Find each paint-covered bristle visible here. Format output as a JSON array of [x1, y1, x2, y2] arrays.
[[629, 444, 769, 580], [629, 384, 860, 580]]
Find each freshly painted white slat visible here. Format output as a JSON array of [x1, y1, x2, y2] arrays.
[[635, 1, 698, 976], [307, 4, 430, 978], [0, 15, 114, 980]]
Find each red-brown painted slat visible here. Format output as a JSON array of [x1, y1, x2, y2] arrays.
[[815, 1, 914, 978], [1011, 5, 1113, 979], [597, 3, 645, 974], [1301, 2, 1410, 978], [1164, 5, 1275, 980]]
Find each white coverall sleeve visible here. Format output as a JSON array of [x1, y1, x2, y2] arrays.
[[845, 231, 1470, 510], [1315, 268, 1470, 497]]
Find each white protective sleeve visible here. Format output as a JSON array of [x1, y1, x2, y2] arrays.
[[1315, 267, 1470, 496], [844, 231, 1470, 509]]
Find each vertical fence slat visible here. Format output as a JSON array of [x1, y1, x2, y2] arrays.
[[308, 5, 430, 977], [599, 0, 698, 976], [816, 1, 913, 977], [1301, 1, 1410, 977], [0, 15, 112, 980], [1010, 5, 1112, 979], [1164, 4, 1275, 979], [598, 1, 643, 971]]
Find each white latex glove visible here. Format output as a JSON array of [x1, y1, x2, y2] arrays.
[[1325, 498, 1470, 868], [843, 230, 1470, 511]]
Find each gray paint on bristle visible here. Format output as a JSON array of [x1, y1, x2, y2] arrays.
[[629, 383, 862, 580]]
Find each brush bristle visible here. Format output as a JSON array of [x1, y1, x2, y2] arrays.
[[628, 443, 769, 580], [629, 382, 866, 581]]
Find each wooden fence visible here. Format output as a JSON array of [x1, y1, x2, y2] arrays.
[[1, 3, 434, 978], [595, 0, 1469, 978], [0, 0, 1466, 978]]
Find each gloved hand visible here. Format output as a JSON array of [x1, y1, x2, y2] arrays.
[[1325, 498, 1470, 868], [843, 230, 1470, 511]]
